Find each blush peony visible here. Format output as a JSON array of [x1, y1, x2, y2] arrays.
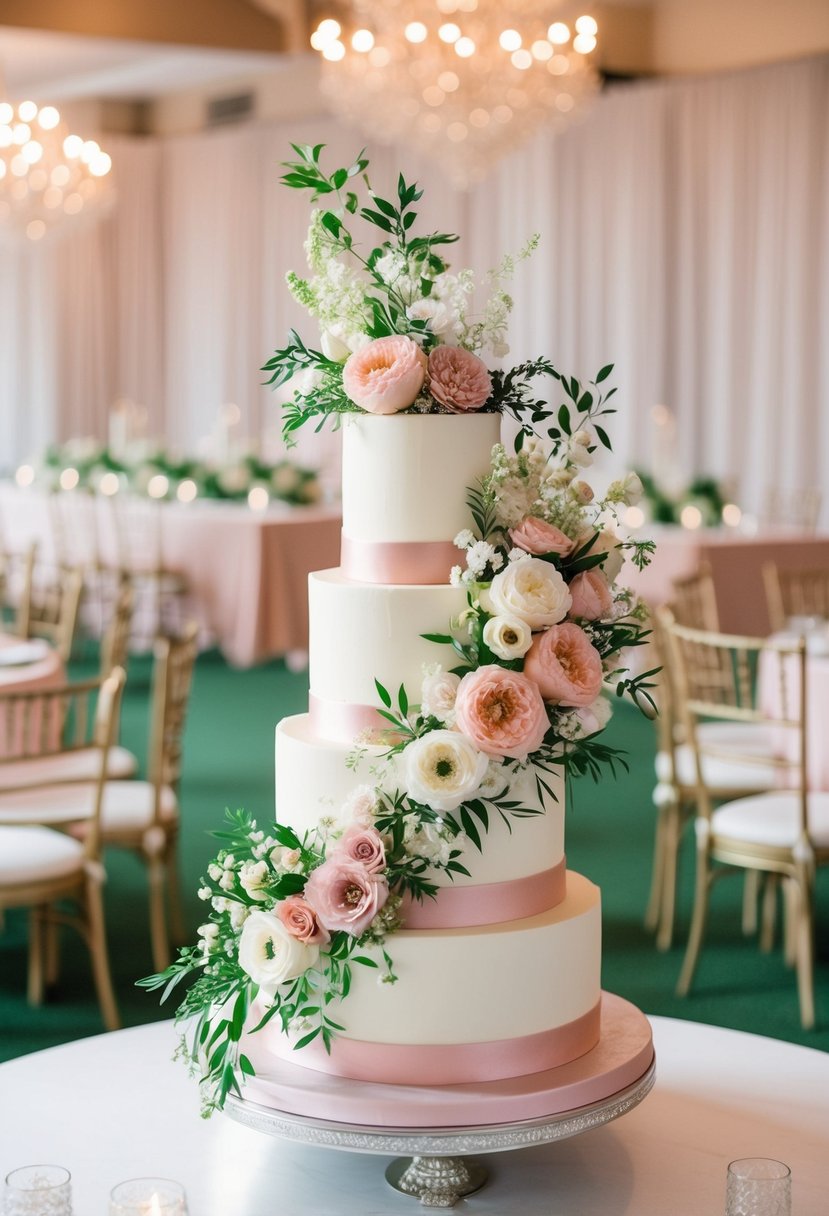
[[509, 517, 574, 558], [303, 858, 388, 937], [523, 622, 604, 706], [277, 895, 330, 945], [454, 665, 549, 760], [342, 335, 426, 415], [487, 558, 572, 630], [568, 570, 614, 620], [427, 345, 492, 413]]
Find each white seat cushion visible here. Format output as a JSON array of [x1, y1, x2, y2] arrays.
[[0, 780, 177, 830], [0, 825, 85, 885], [712, 791, 829, 848], [656, 744, 779, 792], [0, 746, 138, 790]]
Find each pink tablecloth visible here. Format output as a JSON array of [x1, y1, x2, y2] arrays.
[[0, 485, 342, 668], [626, 525, 829, 636]]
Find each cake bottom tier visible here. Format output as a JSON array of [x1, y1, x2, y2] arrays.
[[256, 871, 601, 1087]]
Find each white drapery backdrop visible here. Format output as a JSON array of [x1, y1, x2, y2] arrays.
[[1, 54, 827, 518]]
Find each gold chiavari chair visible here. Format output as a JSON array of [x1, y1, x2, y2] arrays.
[[763, 562, 829, 635], [68, 623, 199, 970], [99, 577, 135, 679], [646, 568, 778, 950], [0, 667, 126, 1029], [15, 544, 84, 663], [664, 618, 829, 1028]]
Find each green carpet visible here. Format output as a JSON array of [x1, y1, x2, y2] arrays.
[[1, 648, 827, 1061]]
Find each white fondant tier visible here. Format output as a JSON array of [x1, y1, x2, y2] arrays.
[[275, 713, 565, 891], [259, 872, 602, 1085], [308, 569, 465, 737], [341, 412, 501, 546]]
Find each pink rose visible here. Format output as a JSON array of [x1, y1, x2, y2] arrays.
[[509, 517, 574, 557], [276, 895, 330, 946], [523, 622, 604, 706], [454, 665, 548, 760], [303, 858, 389, 937], [331, 825, 386, 874], [427, 345, 492, 413], [568, 570, 614, 620], [342, 336, 427, 415]]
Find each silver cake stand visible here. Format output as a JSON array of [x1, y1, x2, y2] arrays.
[[224, 1055, 655, 1207]]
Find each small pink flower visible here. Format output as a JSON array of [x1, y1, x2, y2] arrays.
[[331, 825, 386, 874], [568, 570, 614, 620], [277, 895, 330, 946], [342, 336, 427, 415], [427, 345, 492, 413], [509, 517, 574, 558], [523, 622, 604, 706], [454, 665, 548, 760], [303, 858, 389, 937]]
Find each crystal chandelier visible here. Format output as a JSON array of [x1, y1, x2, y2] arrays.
[[310, 2, 600, 188], [0, 99, 114, 245]]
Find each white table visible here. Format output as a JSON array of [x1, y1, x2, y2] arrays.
[[0, 1017, 826, 1214]]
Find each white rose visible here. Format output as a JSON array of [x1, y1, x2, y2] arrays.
[[421, 669, 461, 724], [482, 614, 533, 660], [237, 909, 319, 995], [488, 558, 572, 629], [403, 730, 489, 812], [239, 859, 270, 902]]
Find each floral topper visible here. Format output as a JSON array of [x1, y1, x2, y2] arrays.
[[263, 143, 616, 454]]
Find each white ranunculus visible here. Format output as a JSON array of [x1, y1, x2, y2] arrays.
[[482, 614, 533, 661], [403, 729, 489, 812], [421, 669, 461, 724], [237, 909, 319, 995], [487, 558, 572, 629]]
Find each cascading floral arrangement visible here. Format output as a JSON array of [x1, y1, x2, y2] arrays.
[[141, 144, 656, 1114]]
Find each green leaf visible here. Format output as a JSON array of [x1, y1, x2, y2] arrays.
[[294, 1027, 321, 1050], [375, 679, 392, 709], [421, 632, 454, 644], [371, 194, 398, 218], [558, 404, 572, 434], [331, 167, 348, 190], [320, 211, 342, 238], [239, 1054, 256, 1077], [352, 956, 379, 967], [595, 363, 614, 382], [360, 208, 394, 233], [398, 684, 409, 717], [594, 424, 612, 450]]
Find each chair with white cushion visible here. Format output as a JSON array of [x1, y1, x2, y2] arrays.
[[69, 623, 198, 971], [0, 667, 126, 1029], [664, 619, 829, 1029], [15, 544, 84, 664], [646, 576, 779, 950], [763, 562, 829, 634]]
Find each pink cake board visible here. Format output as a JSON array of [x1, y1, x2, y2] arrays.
[[240, 991, 654, 1129]]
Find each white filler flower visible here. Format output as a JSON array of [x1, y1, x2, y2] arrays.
[[403, 729, 489, 812]]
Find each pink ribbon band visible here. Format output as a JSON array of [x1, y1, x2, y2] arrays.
[[267, 1001, 602, 1086], [308, 692, 386, 742], [341, 532, 458, 585], [401, 858, 567, 929]]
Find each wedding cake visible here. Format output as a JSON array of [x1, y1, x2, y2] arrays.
[[145, 146, 654, 1118]]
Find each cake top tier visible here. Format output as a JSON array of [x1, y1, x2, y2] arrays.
[[340, 413, 501, 585]]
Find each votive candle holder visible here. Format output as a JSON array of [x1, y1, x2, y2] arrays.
[[108, 1178, 187, 1215]]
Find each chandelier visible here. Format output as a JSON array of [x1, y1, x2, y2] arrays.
[[310, 2, 600, 188], [0, 99, 114, 245]]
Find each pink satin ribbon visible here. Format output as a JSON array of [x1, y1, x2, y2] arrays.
[[308, 692, 387, 741], [341, 532, 458, 585], [401, 858, 566, 929], [267, 1001, 602, 1086]]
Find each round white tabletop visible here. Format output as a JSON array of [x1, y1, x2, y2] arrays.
[[0, 1017, 826, 1214]]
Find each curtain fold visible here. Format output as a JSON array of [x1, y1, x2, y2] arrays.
[[0, 55, 826, 523]]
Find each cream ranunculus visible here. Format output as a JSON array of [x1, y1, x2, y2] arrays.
[[487, 558, 572, 630], [403, 729, 489, 812], [237, 908, 319, 995], [482, 614, 533, 660]]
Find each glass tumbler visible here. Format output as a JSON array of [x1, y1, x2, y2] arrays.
[[726, 1157, 791, 1216], [3, 1165, 72, 1215], [108, 1178, 188, 1215]]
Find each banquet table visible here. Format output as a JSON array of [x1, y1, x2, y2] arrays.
[[626, 524, 829, 635], [0, 1017, 827, 1214], [0, 484, 342, 667]]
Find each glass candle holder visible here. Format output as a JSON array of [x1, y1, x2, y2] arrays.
[[726, 1157, 791, 1216], [108, 1179, 187, 1216], [3, 1165, 72, 1215]]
